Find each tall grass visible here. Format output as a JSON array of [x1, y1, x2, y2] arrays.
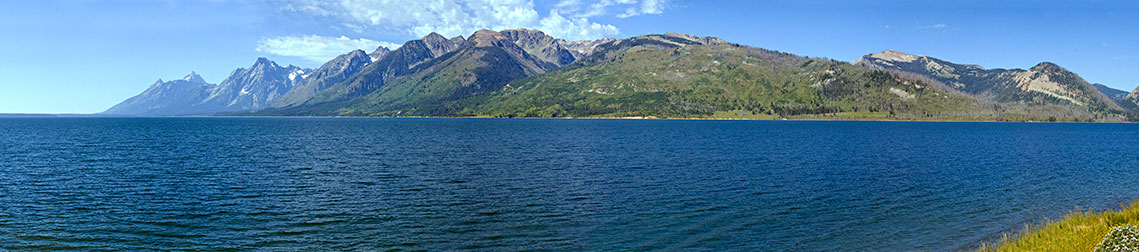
[[978, 201, 1139, 251]]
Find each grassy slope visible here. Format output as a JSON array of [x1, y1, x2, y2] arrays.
[[979, 202, 1139, 251], [450, 43, 991, 120]]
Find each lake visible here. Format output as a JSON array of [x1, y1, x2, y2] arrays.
[[1, 118, 1137, 251]]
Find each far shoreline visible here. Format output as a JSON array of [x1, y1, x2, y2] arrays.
[[5, 113, 1134, 124]]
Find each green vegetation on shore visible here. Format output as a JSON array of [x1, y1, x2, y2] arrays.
[[979, 202, 1139, 252]]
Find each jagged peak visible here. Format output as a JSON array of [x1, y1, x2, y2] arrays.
[[182, 71, 205, 83], [415, 32, 465, 57], [370, 46, 390, 53], [251, 57, 280, 69], [317, 51, 367, 70], [423, 32, 447, 41], [348, 49, 367, 57], [368, 46, 391, 62], [339, 50, 369, 65]]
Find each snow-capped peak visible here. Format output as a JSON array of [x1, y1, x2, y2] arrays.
[[289, 69, 307, 81], [182, 71, 204, 83]]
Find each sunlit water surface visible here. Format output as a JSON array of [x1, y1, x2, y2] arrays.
[[2, 118, 1138, 251]]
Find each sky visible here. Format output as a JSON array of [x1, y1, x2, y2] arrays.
[[0, 0, 1136, 113]]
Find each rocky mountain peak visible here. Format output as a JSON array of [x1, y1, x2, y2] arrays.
[[347, 49, 367, 58], [468, 29, 512, 47], [869, 50, 920, 62], [563, 38, 615, 55], [252, 57, 280, 70], [664, 33, 727, 45], [500, 29, 555, 47], [182, 71, 205, 83], [495, 29, 579, 66], [1030, 62, 1063, 72], [368, 46, 391, 62], [422, 32, 463, 57], [449, 35, 466, 44], [423, 32, 446, 41], [1129, 85, 1139, 101], [333, 50, 370, 71]]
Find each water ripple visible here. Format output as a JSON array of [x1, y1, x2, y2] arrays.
[[0, 118, 1137, 251]]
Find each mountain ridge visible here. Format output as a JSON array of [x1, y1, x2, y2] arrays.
[[105, 29, 1139, 122], [103, 72, 217, 116], [854, 50, 1123, 113]]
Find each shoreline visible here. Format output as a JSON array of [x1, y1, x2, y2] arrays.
[[5, 114, 1133, 123], [979, 201, 1139, 251]]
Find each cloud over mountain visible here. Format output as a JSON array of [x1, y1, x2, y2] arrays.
[[277, 0, 666, 41], [554, 0, 668, 18], [256, 35, 401, 62]]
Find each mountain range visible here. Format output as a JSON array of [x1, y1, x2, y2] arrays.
[[104, 29, 1139, 122]]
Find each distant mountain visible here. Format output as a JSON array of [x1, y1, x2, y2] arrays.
[[1094, 83, 1130, 102], [1127, 87, 1139, 107], [108, 29, 1137, 122], [367, 46, 390, 62], [853, 50, 1122, 112], [266, 33, 1004, 121], [103, 72, 216, 116], [105, 58, 311, 116], [562, 38, 615, 57], [499, 29, 578, 66], [298, 32, 466, 105], [272, 50, 371, 107], [345, 29, 561, 114], [197, 58, 309, 112], [272, 29, 565, 115], [435, 34, 989, 119]]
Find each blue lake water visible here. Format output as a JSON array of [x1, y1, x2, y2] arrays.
[[1, 118, 1138, 251]]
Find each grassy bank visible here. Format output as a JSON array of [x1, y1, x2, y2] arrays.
[[979, 201, 1139, 251]]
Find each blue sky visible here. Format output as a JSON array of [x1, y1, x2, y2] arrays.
[[1, 0, 1136, 113]]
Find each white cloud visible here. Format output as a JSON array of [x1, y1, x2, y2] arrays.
[[256, 35, 401, 62], [279, 0, 667, 41], [539, 10, 619, 40], [617, 0, 665, 18], [551, 0, 667, 18], [918, 23, 948, 30]]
